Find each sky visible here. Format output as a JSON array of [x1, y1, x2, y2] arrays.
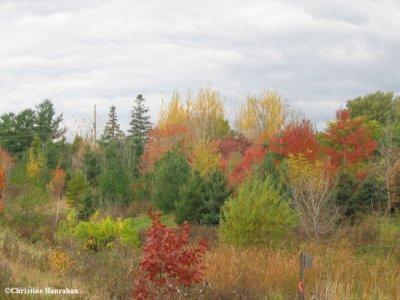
[[0, 0, 399, 138]]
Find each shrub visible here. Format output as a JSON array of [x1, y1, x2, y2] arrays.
[[72, 216, 140, 251], [132, 212, 208, 299], [219, 177, 297, 246]]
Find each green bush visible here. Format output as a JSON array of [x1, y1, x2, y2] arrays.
[[219, 177, 297, 246], [72, 216, 140, 251]]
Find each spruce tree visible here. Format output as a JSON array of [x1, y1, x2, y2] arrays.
[[128, 94, 151, 147], [101, 106, 124, 143]]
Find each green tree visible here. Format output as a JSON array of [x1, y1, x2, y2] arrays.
[[82, 146, 103, 187], [346, 91, 400, 125], [152, 152, 190, 213], [101, 106, 124, 143], [128, 94, 151, 151], [219, 177, 297, 246], [334, 171, 357, 220], [0, 109, 36, 154], [9, 160, 50, 223], [77, 192, 96, 221], [352, 174, 386, 214], [202, 169, 232, 224], [67, 172, 89, 223], [35, 99, 65, 142], [175, 171, 207, 224], [98, 143, 131, 205], [175, 169, 231, 225]]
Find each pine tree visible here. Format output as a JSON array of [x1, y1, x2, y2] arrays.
[[128, 94, 151, 147], [101, 106, 124, 143]]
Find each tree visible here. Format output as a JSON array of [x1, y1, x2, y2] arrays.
[[321, 109, 377, 173], [101, 106, 124, 143], [215, 133, 250, 172], [191, 141, 221, 176], [133, 212, 207, 300], [128, 94, 151, 149], [48, 166, 66, 225], [82, 145, 103, 187], [346, 91, 400, 125], [235, 89, 287, 143], [377, 124, 400, 214], [334, 171, 357, 221], [152, 152, 190, 213], [158, 87, 229, 141], [287, 154, 339, 241], [98, 144, 131, 206], [269, 118, 319, 161], [66, 172, 89, 224], [175, 171, 207, 224], [141, 125, 191, 173], [202, 169, 232, 224], [9, 160, 49, 222], [219, 177, 297, 246], [35, 99, 65, 142], [0, 109, 36, 154], [77, 192, 95, 221], [228, 145, 267, 186], [175, 169, 232, 225]]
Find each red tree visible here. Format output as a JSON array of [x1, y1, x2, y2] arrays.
[[322, 108, 376, 171], [228, 145, 267, 186], [133, 212, 208, 300], [215, 133, 251, 171], [269, 119, 319, 161], [141, 125, 192, 173]]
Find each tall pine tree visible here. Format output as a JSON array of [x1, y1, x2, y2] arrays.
[[128, 94, 151, 149], [101, 106, 124, 143]]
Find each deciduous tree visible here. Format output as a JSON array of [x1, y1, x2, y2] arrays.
[[235, 89, 287, 143]]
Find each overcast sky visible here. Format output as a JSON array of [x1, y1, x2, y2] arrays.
[[1, 0, 399, 137]]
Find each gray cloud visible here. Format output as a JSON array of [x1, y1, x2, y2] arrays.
[[0, 0, 399, 136]]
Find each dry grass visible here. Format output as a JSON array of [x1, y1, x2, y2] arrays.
[[203, 240, 400, 299]]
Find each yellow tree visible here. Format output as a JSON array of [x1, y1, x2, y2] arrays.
[[158, 92, 187, 129], [157, 87, 229, 141], [235, 89, 287, 143], [191, 141, 221, 176]]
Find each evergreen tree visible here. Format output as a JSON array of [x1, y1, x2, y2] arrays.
[[101, 106, 124, 143], [175, 171, 207, 224], [128, 94, 151, 149], [78, 192, 95, 221], [202, 169, 232, 224], [175, 169, 232, 225], [35, 99, 65, 142], [67, 171, 89, 223], [98, 142, 131, 205], [152, 152, 190, 213]]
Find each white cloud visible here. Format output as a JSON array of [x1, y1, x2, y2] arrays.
[[0, 0, 399, 136]]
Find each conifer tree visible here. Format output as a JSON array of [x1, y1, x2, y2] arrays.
[[128, 94, 151, 148], [101, 106, 124, 143]]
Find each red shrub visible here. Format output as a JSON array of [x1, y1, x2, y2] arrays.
[[132, 212, 208, 299]]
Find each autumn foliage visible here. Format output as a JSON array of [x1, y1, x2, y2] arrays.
[[269, 119, 319, 161], [322, 109, 377, 172], [228, 145, 267, 186], [0, 147, 13, 215], [141, 125, 191, 173], [132, 212, 208, 300]]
